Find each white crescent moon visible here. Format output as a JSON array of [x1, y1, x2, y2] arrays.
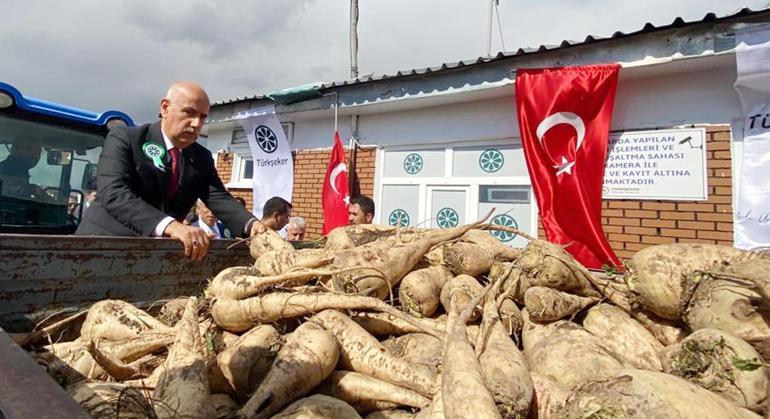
[[330, 163, 347, 195], [535, 112, 586, 151]]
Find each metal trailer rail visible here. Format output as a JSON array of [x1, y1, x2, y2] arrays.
[[0, 327, 90, 419], [0, 234, 252, 331], [0, 234, 253, 417]]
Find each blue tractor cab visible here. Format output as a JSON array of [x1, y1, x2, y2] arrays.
[[0, 82, 134, 234]]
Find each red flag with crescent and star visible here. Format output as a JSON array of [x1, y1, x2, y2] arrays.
[[322, 131, 350, 235], [515, 64, 621, 269]]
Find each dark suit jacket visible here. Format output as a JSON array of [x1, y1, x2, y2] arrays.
[[76, 121, 253, 237]]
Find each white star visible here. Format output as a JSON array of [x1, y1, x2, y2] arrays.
[[343, 195, 350, 206], [553, 156, 575, 176]]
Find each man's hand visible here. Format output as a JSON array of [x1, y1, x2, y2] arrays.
[[164, 221, 215, 260], [249, 218, 267, 236]]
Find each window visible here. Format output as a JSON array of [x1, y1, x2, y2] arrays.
[[226, 153, 254, 187], [231, 128, 248, 145], [375, 143, 537, 246], [227, 129, 252, 187], [0, 114, 104, 227], [479, 185, 530, 203], [241, 159, 254, 180]]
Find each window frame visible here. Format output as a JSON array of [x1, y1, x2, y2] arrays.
[[226, 152, 254, 188]]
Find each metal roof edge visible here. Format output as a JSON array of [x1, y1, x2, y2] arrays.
[[316, 6, 769, 90]]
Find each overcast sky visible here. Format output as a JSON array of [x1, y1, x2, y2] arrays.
[[2, 0, 768, 123]]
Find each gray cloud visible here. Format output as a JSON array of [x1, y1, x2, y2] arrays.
[[122, 0, 316, 59], [0, 0, 765, 124]]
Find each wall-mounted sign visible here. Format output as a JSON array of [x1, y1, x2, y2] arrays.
[[602, 128, 708, 201]]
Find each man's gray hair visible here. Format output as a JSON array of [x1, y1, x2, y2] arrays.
[[288, 216, 306, 229]]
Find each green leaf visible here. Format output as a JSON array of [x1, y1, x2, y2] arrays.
[[601, 264, 618, 278], [732, 356, 770, 371]]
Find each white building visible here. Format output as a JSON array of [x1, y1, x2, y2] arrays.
[[205, 7, 768, 258]]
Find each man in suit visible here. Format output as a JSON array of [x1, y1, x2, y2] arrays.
[[194, 199, 227, 239], [76, 81, 265, 259]]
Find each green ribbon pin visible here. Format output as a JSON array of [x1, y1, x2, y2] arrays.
[[142, 142, 167, 172]]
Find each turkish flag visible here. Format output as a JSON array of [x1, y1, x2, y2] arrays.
[[515, 64, 621, 269], [322, 131, 350, 235]]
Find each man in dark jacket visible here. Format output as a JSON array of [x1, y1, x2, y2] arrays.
[[0, 142, 42, 198], [77, 81, 264, 259]]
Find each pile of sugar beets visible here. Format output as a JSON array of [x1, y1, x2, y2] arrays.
[[18, 211, 770, 418]]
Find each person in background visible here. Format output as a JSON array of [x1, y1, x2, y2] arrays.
[[286, 216, 306, 241], [76, 81, 265, 260], [67, 194, 80, 224], [194, 199, 227, 238], [183, 212, 197, 225], [72, 189, 97, 221], [260, 196, 292, 232], [348, 195, 375, 225], [82, 190, 97, 212], [0, 142, 43, 198]]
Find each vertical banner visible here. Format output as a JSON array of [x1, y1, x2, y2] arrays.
[[516, 64, 621, 269], [322, 131, 350, 234], [236, 105, 293, 219], [734, 26, 770, 249]]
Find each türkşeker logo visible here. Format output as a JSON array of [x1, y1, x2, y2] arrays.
[[490, 214, 518, 242], [142, 142, 166, 171], [389, 209, 410, 227], [535, 112, 586, 176], [253, 125, 289, 168], [403, 153, 423, 175], [479, 149, 504, 173], [255, 125, 279, 153]]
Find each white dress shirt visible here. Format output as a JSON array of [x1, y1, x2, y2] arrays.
[[197, 219, 222, 239]]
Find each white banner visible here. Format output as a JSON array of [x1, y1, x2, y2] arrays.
[[734, 26, 770, 249], [235, 105, 293, 220], [603, 128, 707, 200]]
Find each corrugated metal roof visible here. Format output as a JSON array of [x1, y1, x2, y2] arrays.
[[212, 6, 768, 106]]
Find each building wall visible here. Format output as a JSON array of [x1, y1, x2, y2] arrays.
[[209, 56, 741, 259], [534, 126, 733, 261], [602, 127, 734, 260], [207, 59, 739, 153], [216, 147, 376, 238], [215, 126, 734, 261], [275, 64, 740, 151]]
